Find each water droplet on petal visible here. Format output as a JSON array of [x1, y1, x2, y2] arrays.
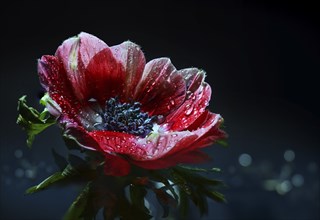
[[170, 100, 175, 106], [185, 105, 194, 116]]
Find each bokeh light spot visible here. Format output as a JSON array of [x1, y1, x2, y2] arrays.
[[238, 153, 252, 167], [284, 150, 295, 162], [276, 180, 292, 195], [14, 149, 23, 159], [291, 174, 304, 187], [15, 168, 24, 178]]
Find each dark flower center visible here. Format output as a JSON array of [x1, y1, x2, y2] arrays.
[[95, 97, 160, 138]]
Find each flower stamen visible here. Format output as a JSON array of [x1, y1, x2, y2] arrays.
[[95, 97, 160, 138]]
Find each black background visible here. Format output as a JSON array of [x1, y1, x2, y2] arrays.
[[1, 0, 319, 219]]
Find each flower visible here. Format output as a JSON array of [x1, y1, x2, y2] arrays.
[[38, 32, 226, 176]]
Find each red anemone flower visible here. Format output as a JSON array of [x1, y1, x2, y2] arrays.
[[38, 32, 226, 176]]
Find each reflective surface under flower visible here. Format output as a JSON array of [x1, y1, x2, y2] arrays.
[[38, 32, 226, 176]]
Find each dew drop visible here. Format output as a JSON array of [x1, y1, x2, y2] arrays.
[[116, 145, 120, 149], [146, 140, 151, 144], [170, 100, 175, 106], [185, 105, 194, 116]]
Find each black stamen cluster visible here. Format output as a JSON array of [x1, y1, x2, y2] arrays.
[[99, 97, 158, 138]]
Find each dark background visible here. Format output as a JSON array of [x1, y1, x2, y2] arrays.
[[1, 0, 319, 219]]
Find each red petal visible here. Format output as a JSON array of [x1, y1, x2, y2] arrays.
[[179, 68, 205, 91], [191, 114, 227, 148], [166, 81, 211, 131], [152, 113, 223, 159], [186, 110, 211, 131], [85, 48, 125, 104], [111, 41, 146, 101], [134, 58, 186, 116], [173, 113, 225, 155], [38, 55, 81, 124], [89, 130, 148, 159], [131, 150, 209, 170], [104, 154, 131, 176], [55, 32, 108, 101]]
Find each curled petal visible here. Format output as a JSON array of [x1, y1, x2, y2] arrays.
[[134, 58, 186, 116], [166, 79, 211, 131], [138, 113, 223, 161], [111, 41, 146, 100], [38, 55, 81, 124], [55, 32, 108, 101], [179, 68, 205, 92]]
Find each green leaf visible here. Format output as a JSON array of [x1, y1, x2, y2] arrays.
[[64, 182, 93, 220], [153, 188, 177, 218], [216, 139, 228, 147], [61, 164, 79, 176], [129, 185, 149, 214], [173, 167, 224, 187], [192, 189, 208, 216], [26, 172, 65, 194], [26, 165, 79, 194], [17, 95, 56, 147], [149, 170, 179, 201], [177, 165, 222, 173], [178, 187, 189, 219], [203, 189, 226, 203]]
